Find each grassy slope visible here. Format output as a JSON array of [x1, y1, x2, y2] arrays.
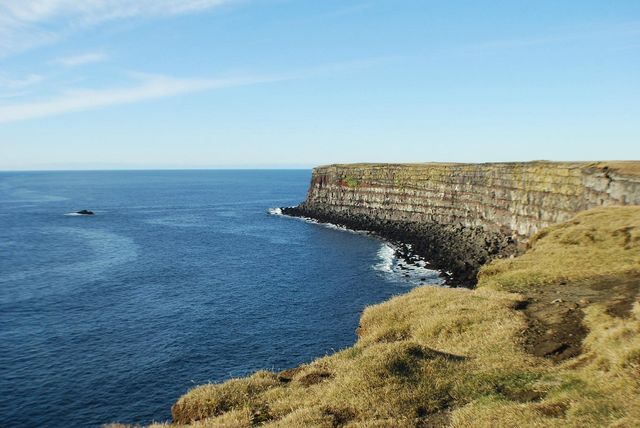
[[111, 207, 640, 427], [479, 207, 640, 292]]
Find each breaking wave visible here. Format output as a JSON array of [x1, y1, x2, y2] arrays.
[[373, 242, 444, 286], [268, 207, 367, 235], [269, 208, 444, 286]]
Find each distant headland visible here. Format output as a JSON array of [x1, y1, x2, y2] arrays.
[[284, 161, 640, 286]]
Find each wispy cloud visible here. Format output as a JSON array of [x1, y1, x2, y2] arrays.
[[0, 0, 235, 57], [320, 2, 373, 19], [0, 58, 393, 124], [464, 21, 640, 54], [0, 73, 281, 124], [55, 52, 109, 67], [0, 73, 44, 90]]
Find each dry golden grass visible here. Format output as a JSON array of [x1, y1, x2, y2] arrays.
[[479, 207, 640, 292], [596, 161, 640, 177], [109, 206, 640, 427], [449, 300, 640, 427], [166, 285, 539, 427]]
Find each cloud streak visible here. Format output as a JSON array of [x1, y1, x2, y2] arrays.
[[464, 21, 640, 54], [56, 52, 109, 67], [0, 0, 235, 57], [0, 56, 396, 124], [0, 74, 44, 90], [0, 73, 282, 124]]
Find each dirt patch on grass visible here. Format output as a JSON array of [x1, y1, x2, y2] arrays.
[[480, 207, 640, 363], [276, 367, 302, 383], [297, 370, 333, 387], [517, 272, 640, 362]]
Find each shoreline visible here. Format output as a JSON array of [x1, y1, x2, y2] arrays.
[[280, 205, 517, 287], [162, 206, 640, 428], [269, 207, 446, 286]]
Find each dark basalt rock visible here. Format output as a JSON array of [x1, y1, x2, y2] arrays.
[[76, 210, 95, 215], [281, 205, 517, 288]]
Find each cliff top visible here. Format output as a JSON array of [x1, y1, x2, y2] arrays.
[[594, 161, 640, 176], [317, 160, 640, 177]]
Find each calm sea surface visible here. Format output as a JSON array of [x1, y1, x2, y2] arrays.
[[0, 170, 440, 427]]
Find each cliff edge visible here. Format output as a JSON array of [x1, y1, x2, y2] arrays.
[[109, 206, 640, 428], [284, 161, 640, 285], [107, 162, 640, 428]]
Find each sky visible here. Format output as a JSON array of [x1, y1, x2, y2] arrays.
[[0, 0, 639, 170]]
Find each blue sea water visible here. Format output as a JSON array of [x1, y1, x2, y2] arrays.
[[0, 170, 441, 427]]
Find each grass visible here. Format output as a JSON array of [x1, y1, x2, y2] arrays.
[[479, 207, 640, 292], [597, 161, 640, 176], [107, 207, 640, 427], [167, 287, 537, 427], [343, 176, 360, 188]]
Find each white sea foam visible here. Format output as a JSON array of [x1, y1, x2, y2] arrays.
[[374, 243, 395, 273], [64, 212, 83, 216], [373, 242, 444, 286], [267, 207, 369, 235], [268, 208, 445, 286], [267, 207, 283, 216]]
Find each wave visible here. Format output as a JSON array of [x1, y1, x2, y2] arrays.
[[269, 207, 444, 286], [374, 243, 395, 273], [373, 242, 444, 286], [267, 207, 369, 235], [267, 207, 283, 216]]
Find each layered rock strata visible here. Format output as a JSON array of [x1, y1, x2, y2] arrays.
[[283, 161, 640, 286]]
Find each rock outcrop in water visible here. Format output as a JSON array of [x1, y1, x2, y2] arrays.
[[284, 161, 640, 286]]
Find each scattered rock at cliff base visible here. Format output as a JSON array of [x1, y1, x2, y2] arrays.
[[281, 205, 518, 287]]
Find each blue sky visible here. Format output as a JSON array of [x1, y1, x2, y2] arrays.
[[0, 0, 639, 170]]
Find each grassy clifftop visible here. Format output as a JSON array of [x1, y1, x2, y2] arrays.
[[109, 206, 640, 427]]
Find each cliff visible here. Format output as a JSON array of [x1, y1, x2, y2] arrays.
[[284, 161, 640, 285], [109, 163, 640, 428], [127, 206, 640, 428]]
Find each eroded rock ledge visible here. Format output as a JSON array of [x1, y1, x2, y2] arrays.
[[283, 161, 640, 286]]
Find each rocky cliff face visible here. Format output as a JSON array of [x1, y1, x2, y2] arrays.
[[283, 161, 640, 286]]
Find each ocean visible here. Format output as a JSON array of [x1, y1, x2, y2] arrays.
[[0, 170, 441, 427]]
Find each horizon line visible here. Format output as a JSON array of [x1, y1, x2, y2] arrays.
[[0, 166, 316, 172], [2, 159, 639, 172]]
